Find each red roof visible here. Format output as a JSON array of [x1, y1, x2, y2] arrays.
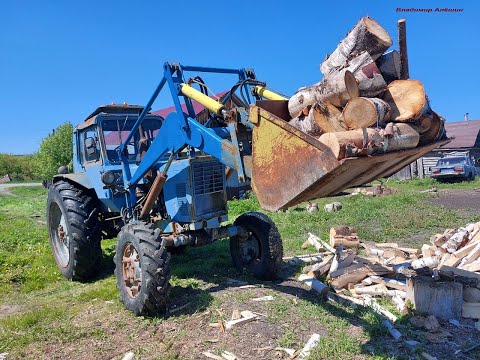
[[443, 120, 480, 149]]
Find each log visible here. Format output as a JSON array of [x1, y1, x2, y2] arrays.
[[406, 276, 463, 320], [368, 276, 407, 291], [461, 260, 480, 272], [381, 80, 430, 121], [379, 123, 420, 153], [288, 85, 317, 119], [411, 256, 439, 269], [417, 111, 443, 146], [318, 128, 383, 160], [288, 70, 359, 118], [289, 110, 322, 137], [329, 226, 359, 248], [310, 102, 346, 133], [345, 51, 387, 97], [315, 70, 360, 108], [342, 97, 391, 130], [298, 274, 329, 296], [376, 50, 401, 83], [320, 17, 392, 75]]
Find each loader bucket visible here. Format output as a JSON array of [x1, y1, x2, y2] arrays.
[[249, 100, 449, 211]]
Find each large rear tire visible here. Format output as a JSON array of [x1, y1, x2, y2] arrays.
[[114, 222, 171, 316], [46, 180, 102, 281], [230, 212, 283, 280]]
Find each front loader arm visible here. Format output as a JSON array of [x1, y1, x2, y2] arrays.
[[129, 112, 246, 187]]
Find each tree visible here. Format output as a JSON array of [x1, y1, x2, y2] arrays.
[[35, 122, 73, 179]]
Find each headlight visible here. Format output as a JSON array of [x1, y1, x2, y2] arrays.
[[101, 171, 116, 185]]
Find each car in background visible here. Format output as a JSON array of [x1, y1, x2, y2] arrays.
[[431, 156, 477, 181]]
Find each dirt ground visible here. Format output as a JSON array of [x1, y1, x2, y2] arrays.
[[429, 189, 480, 212]]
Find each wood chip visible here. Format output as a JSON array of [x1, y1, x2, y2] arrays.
[[251, 296, 274, 302]]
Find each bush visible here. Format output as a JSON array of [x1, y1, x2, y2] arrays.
[[34, 122, 73, 179], [0, 154, 37, 181]]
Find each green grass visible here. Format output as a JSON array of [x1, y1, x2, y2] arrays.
[[1, 182, 479, 358]]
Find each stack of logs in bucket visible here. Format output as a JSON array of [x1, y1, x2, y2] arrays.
[[288, 17, 446, 160]]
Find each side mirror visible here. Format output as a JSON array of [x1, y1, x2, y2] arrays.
[[85, 137, 98, 157]]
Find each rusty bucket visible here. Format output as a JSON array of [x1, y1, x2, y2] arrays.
[[249, 100, 449, 211]]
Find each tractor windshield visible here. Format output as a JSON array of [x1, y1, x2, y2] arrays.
[[101, 116, 162, 163]]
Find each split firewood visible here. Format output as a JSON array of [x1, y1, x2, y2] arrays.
[[453, 241, 480, 259], [381, 79, 431, 122], [392, 294, 408, 314], [441, 228, 468, 253], [305, 255, 334, 278], [459, 243, 480, 267], [460, 260, 480, 272], [320, 17, 392, 75], [382, 318, 402, 340], [376, 50, 401, 84], [328, 244, 344, 275], [285, 254, 324, 266], [353, 284, 406, 298], [366, 276, 406, 291], [338, 252, 356, 270], [329, 262, 364, 277], [224, 310, 257, 330], [329, 226, 360, 248], [411, 256, 439, 269], [308, 233, 336, 253], [298, 333, 321, 359], [376, 243, 399, 248], [298, 274, 329, 296], [342, 97, 390, 130], [421, 244, 435, 258]]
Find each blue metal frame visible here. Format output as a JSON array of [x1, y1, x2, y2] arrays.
[[117, 62, 256, 213]]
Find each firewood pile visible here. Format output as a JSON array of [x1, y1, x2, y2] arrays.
[[297, 222, 480, 336], [287, 17, 446, 160]]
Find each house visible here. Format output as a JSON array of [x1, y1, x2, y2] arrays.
[[393, 119, 480, 179]]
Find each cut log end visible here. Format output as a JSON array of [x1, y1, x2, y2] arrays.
[[363, 16, 393, 48], [381, 80, 429, 121]]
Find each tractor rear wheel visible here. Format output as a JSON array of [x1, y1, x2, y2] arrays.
[[114, 222, 171, 316], [230, 212, 283, 280], [46, 180, 102, 280]]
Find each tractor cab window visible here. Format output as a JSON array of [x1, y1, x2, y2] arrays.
[[101, 117, 162, 163], [80, 128, 100, 163]]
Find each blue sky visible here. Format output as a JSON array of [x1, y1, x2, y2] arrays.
[[1, 0, 478, 154]]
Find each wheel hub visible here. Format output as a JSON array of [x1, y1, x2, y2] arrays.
[[122, 243, 142, 298], [240, 234, 260, 264]]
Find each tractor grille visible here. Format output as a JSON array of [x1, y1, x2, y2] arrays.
[[192, 159, 226, 216], [192, 160, 224, 195]]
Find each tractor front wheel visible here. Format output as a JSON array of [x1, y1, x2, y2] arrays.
[[46, 180, 102, 281], [114, 222, 171, 316], [230, 212, 283, 280]]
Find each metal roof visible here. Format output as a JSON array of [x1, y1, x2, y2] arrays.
[[442, 120, 480, 149]]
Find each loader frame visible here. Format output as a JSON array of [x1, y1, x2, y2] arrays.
[[118, 62, 259, 218]]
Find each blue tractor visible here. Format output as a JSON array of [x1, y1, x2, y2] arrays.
[[47, 63, 288, 315], [47, 62, 448, 315]]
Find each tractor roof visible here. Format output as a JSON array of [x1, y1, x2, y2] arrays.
[[77, 104, 160, 130]]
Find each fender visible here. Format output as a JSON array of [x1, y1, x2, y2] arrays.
[[53, 173, 93, 190]]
